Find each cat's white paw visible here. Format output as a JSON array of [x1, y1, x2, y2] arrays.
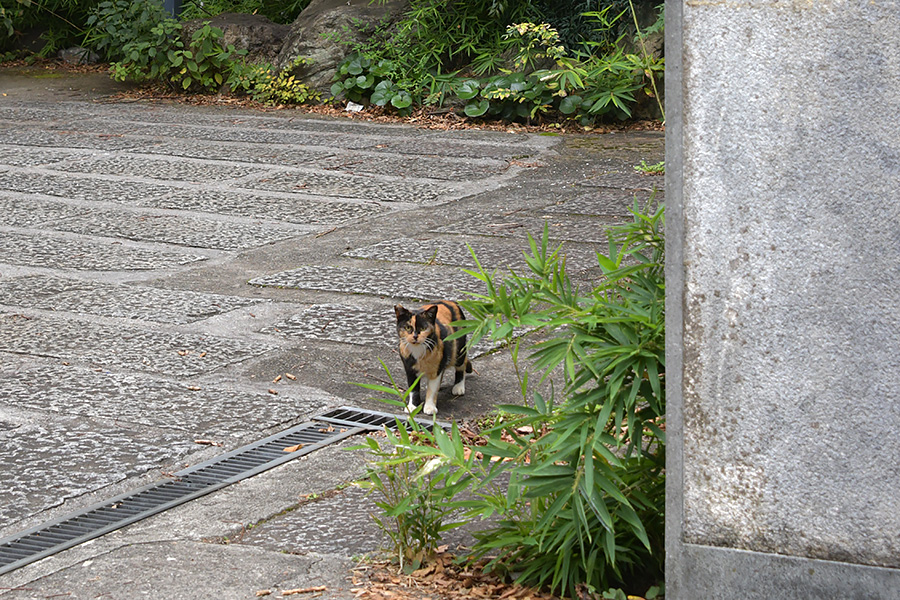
[[406, 401, 417, 413], [451, 381, 466, 396], [423, 402, 438, 416]]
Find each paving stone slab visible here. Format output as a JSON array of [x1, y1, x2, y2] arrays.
[[352, 136, 542, 160], [579, 167, 664, 190], [140, 139, 334, 167], [0, 192, 86, 227], [313, 151, 508, 180], [0, 313, 275, 377], [0, 363, 312, 440], [0, 541, 358, 600], [0, 413, 196, 527], [262, 303, 497, 358], [0, 275, 265, 323], [152, 189, 386, 226], [249, 265, 483, 301], [0, 194, 308, 250], [0, 230, 207, 271], [0, 145, 96, 167], [237, 485, 384, 556], [540, 186, 664, 216], [431, 214, 624, 243], [0, 127, 146, 150], [58, 210, 309, 250], [242, 170, 449, 204], [44, 154, 267, 183], [0, 169, 175, 205], [262, 303, 394, 347], [342, 237, 602, 271]]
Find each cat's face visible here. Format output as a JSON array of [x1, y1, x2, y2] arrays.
[[395, 304, 438, 353]]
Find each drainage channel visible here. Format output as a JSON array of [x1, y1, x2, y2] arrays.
[[0, 406, 445, 577]]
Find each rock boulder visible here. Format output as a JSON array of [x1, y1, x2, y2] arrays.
[[274, 0, 409, 91], [183, 12, 291, 65]]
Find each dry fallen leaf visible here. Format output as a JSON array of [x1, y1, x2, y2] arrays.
[[285, 373, 297, 380], [282, 585, 327, 595], [273, 375, 282, 383], [194, 439, 223, 447], [186, 385, 202, 391], [255, 590, 271, 597], [283, 444, 304, 453], [268, 388, 278, 395]]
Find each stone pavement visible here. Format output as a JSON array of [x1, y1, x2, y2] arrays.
[[0, 70, 664, 599]]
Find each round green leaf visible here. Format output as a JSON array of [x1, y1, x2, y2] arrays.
[[391, 91, 412, 109], [456, 79, 481, 100], [371, 87, 391, 106], [464, 99, 490, 117], [356, 74, 375, 89], [330, 82, 344, 97], [559, 94, 583, 115]]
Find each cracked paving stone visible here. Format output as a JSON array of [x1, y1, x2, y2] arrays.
[[43, 154, 267, 183], [0, 313, 275, 377], [0, 413, 196, 527], [342, 237, 602, 271], [0, 231, 207, 271], [0, 363, 317, 441], [249, 265, 483, 301], [243, 170, 449, 204], [0, 275, 265, 323], [151, 189, 386, 227], [236, 485, 384, 556]]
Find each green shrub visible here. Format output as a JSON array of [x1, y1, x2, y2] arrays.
[[244, 56, 320, 104], [110, 20, 244, 92], [356, 200, 666, 596], [83, 0, 169, 61]]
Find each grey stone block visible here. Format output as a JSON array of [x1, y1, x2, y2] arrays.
[[0, 231, 206, 271], [0, 313, 274, 376], [0, 170, 174, 205], [152, 189, 386, 226], [249, 265, 482, 301], [0, 412, 196, 527], [45, 154, 266, 183], [242, 169, 449, 204], [0, 275, 264, 323]]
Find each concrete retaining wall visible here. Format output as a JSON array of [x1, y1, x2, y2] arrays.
[[665, 1, 900, 597]]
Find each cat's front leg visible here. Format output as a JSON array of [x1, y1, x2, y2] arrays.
[[422, 376, 441, 415], [403, 362, 421, 413]]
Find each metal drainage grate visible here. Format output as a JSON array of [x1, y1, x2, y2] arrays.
[[0, 406, 435, 576]]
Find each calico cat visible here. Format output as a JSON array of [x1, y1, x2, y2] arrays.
[[394, 300, 473, 416]]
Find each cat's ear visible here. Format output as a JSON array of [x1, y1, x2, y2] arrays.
[[395, 304, 410, 322], [423, 305, 439, 322]]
